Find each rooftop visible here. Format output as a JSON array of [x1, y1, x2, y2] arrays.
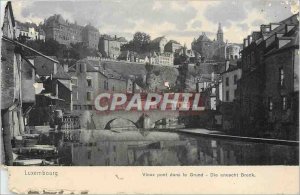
[[196, 33, 211, 42]]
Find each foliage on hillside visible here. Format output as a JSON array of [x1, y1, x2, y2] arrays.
[[22, 39, 100, 64]]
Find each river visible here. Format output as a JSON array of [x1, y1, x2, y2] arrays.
[[59, 129, 299, 166]]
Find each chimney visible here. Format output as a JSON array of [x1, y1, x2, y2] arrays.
[[53, 63, 57, 74], [77, 63, 87, 73], [244, 38, 248, 47]]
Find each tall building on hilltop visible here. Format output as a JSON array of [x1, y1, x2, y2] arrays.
[[192, 23, 242, 61], [82, 24, 100, 50], [43, 14, 99, 49]]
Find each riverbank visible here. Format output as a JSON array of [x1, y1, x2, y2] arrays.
[[176, 128, 299, 146]]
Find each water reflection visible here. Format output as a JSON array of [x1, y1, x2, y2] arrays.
[[61, 130, 299, 166]]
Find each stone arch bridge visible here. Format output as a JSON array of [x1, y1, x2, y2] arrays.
[[82, 110, 180, 130]]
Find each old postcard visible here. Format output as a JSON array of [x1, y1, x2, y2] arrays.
[[0, 0, 299, 194]]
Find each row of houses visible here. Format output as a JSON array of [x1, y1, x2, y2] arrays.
[[118, 50, 174, 66], [1, 2, 65, 165], [68, 57, 145, 112], [238, 13, 299, 139], [15, 20, 46, 42], [0, 2, 146, 165], [195, 14, 299, 140]]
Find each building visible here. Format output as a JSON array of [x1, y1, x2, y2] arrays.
[[68, 59, 108, 111], [43, 14, 83, 45], [238, 13, 299, 139], [222, 63, 242, 102], [118, 50, 138, 62], [263, 22, 299, 140], [105, 68, 127, 92], [68, 57, 129, 111], [27, 56, 72, 126], [1, 2, 31, 165], [150, 36, 168, 53], [192, 23, 242, 61], [164, 40, 182, 53], [82, 24, 100, 50], [174, 45, 200, 65], [219, 62, 242, 131], [225, 44, 242, 60], [15, 21, 46, 41], [118, 50, 174, 66], [1, 2, 55, 165], [98, 35, 123, 59], [149, 52, 174, 66], [192, 23, 226, 61], [43, 14, 99, 49]]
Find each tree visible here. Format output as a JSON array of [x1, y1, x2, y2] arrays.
[[24, 39, 66, 59], [133, 32, 151, 52], [68, 43, 99, 60], [122, 32, 151, 53], [23, 39, 99, 62]]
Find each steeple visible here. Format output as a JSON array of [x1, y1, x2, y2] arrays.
[[217, 22, 224, 43], [217, 23, 223, 33]]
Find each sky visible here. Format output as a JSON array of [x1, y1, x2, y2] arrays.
[[6, 0, 299, 48]]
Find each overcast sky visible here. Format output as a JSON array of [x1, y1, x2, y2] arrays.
[[9, 0, 298, 47]]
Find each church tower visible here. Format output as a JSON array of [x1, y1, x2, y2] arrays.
[[217, 23, 224, 43]]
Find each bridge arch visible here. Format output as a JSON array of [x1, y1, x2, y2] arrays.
[[90, 110, 180, 130], [104, 117, 138, 130]]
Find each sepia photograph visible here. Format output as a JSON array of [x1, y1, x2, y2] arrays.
[[0, 0, 299, 193]]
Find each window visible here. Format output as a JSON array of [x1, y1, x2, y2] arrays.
[[226, 91, 229, 101], [268, 97, 273, 111], [73, 105, 77, 110], [279, 68, 284, 86], [87, 78, 92, 87], [104, 80, 108, 90], [87, 92, 92, 101], [234, 75, 238, 84], [234, 89, 237, 98], [226, 77, 229, 86], [282, 96, 287, 110], [247, 55, 250, 67], [250, 52, 256, 65], [87, 151, 91, 160]]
